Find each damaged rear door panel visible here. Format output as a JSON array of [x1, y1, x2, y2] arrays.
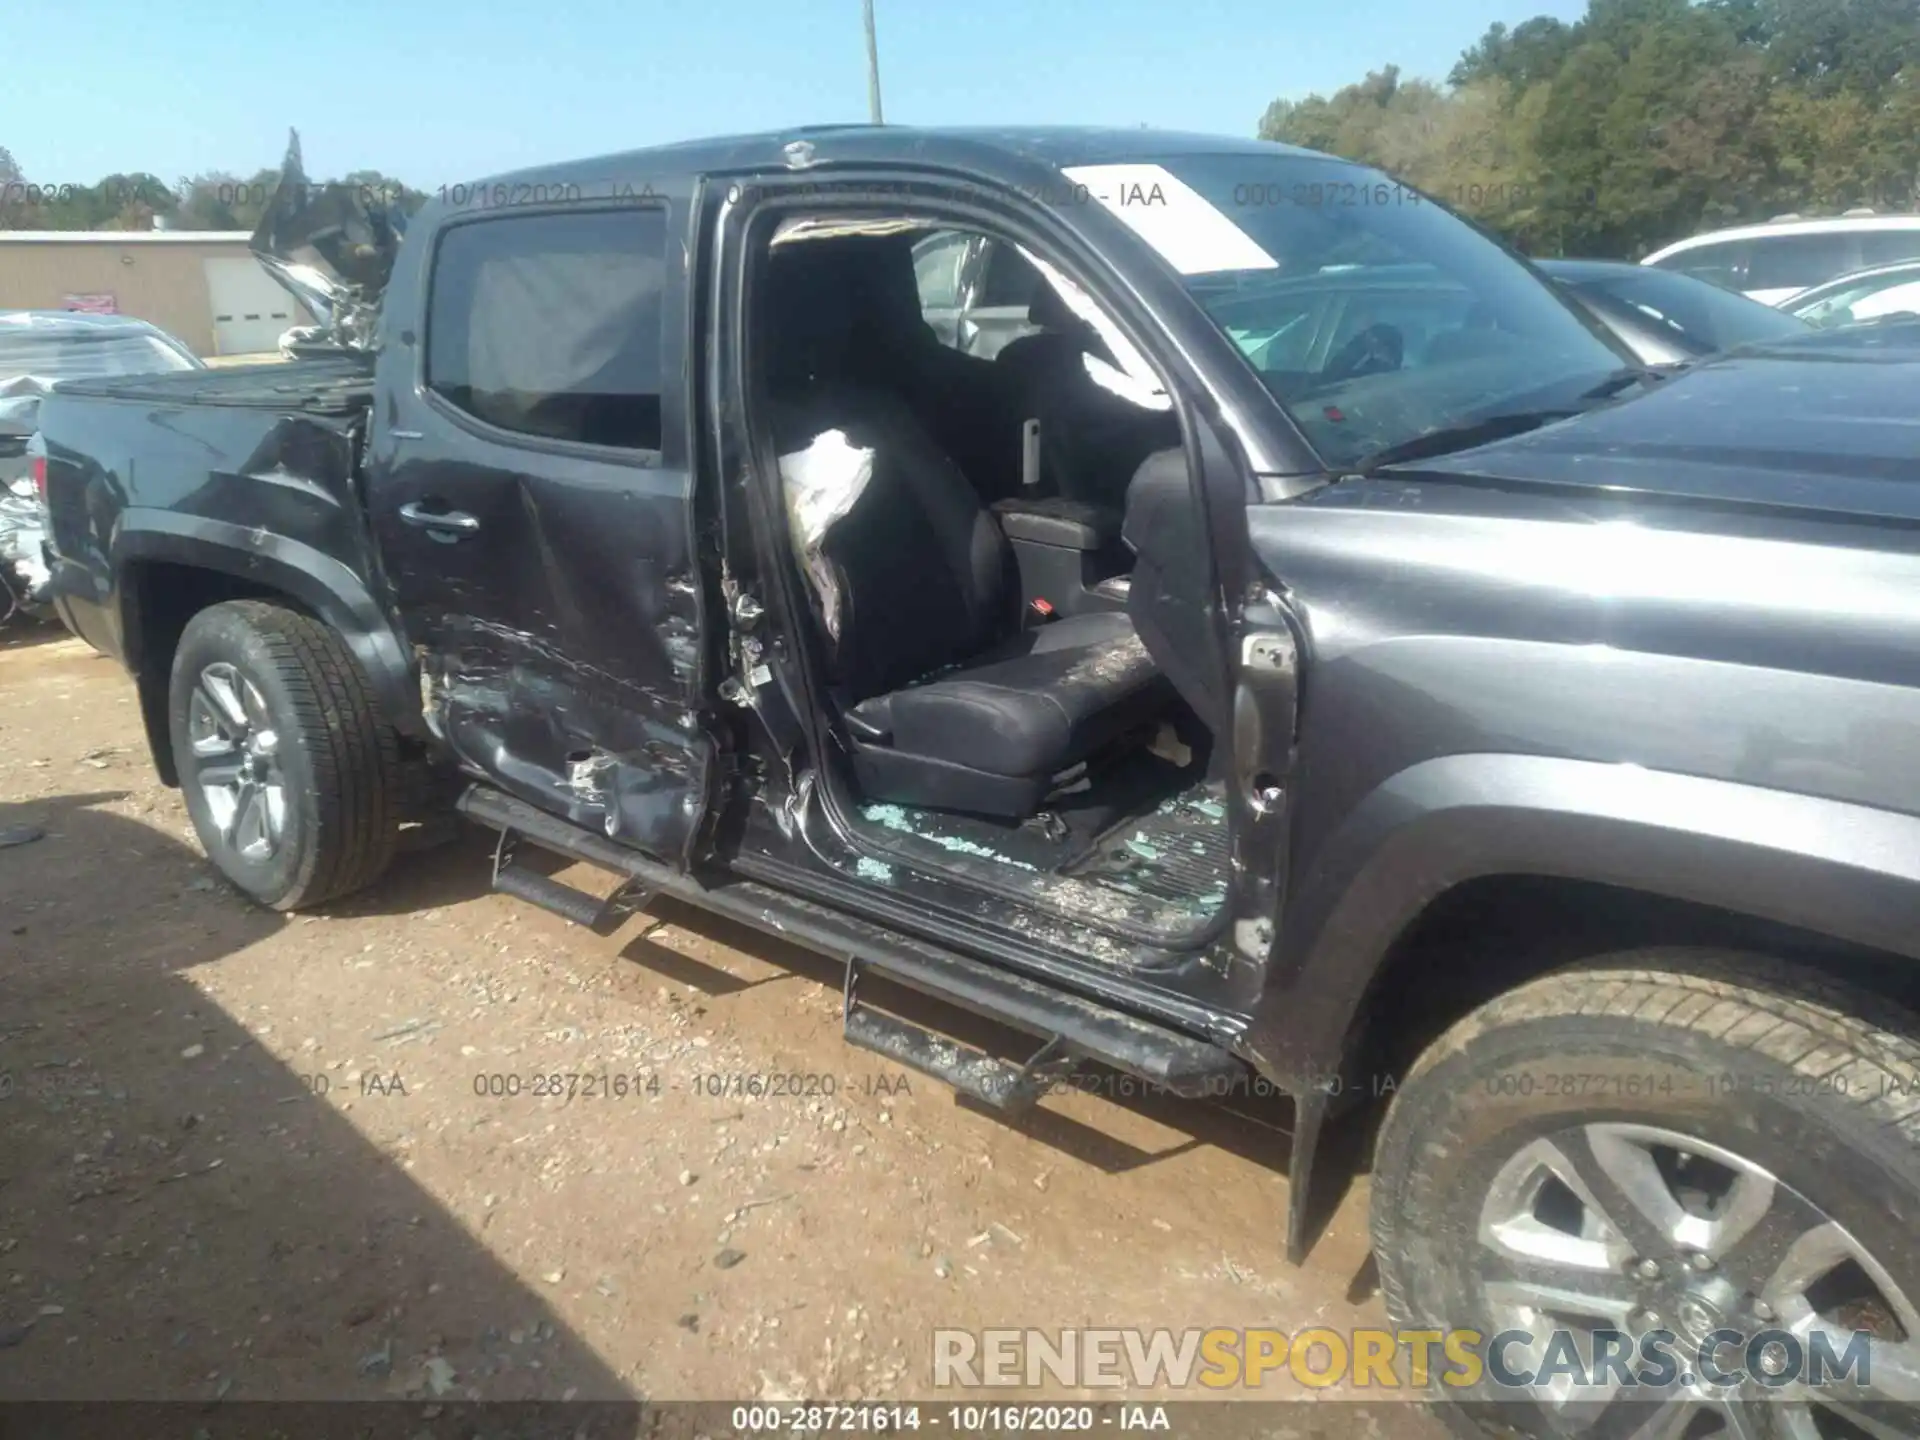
[[368, 183, 718, 862]]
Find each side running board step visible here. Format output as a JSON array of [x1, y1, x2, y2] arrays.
[[486, 814, 655, 936], [458, 785, 1244, 1102], [843, 1006, 1052, 1112]]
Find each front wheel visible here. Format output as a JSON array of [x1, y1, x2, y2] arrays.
[[169, 600, 399, 910], [1372, 953, 1920, 1439]]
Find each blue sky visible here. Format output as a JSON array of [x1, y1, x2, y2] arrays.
[[9, 0, 1587, 188]]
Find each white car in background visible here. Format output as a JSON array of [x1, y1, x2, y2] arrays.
[[1641, 213, 1920, 305], [1780, 259, 1920, 330]]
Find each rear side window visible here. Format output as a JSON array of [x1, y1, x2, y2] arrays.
[[427, 208, 667, 452], [1862, 230, 1920, 268], [1745, 232, 1856, 292], [1650, 239, 1748, 289], [912, 231, 969, 311]]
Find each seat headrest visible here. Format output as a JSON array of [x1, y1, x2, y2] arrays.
[[846, 235, 928, 340], [762, 245, 858, 395], [1027, 278, 1082, 332]]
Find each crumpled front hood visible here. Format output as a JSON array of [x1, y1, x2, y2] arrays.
[[1406, 322, 1920, 523], [250, 132, 405, 351]]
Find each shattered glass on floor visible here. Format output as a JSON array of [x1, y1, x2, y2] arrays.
[[1062, 781, 1231, 920], [851, 773, 1231, 937]]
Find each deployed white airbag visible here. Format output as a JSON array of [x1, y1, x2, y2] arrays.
[[779, 427, 875, 640]]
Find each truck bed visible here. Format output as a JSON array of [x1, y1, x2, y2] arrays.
[[51, 355, 374, 416], [38, 352, 383, 669]]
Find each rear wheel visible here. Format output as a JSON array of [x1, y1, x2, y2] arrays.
[[169, 600, 398, 910], [1371, 952, 1920, 1439]]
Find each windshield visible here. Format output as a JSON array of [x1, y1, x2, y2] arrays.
[[1792, 271, 1920, 330], [1559, 266, 1809, 352], [1063, 154, 1632, 470], [0, 330, 200, 384]]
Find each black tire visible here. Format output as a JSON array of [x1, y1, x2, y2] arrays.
[[1372, 952, 1920, 1438], [169, 600, 398, 910]]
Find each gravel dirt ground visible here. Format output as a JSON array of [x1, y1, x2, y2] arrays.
[[0, 623, 1441, 1433]]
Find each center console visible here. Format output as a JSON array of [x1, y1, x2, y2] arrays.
[[991, 497, 1131, 617]]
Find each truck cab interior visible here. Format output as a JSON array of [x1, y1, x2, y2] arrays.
[[743, 214, 1231, 943]]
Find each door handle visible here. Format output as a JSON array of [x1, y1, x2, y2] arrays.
[[398, 500, 480, 538]]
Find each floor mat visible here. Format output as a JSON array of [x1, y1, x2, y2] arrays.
[[1062, 779, 1231, 921]]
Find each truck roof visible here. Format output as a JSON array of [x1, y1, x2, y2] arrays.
[[467, 125, 1318, 191], [256, 125, 1338, 353]]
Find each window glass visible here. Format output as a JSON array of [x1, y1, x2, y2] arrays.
[[911, 231, 969, 311], [1861, 230, 1920, 268], [1650, 240, 1748, 289], [1321, 287, 1478, 366], [1074, 154, 1630, 470], [1798, 273, 1920, 328], [1574, 268, 1808, 351], [1745, 233, 1855, 292], [0, 331, 199, 382], [1851, 277, 1920, 323], [428, 208, 666, 450]]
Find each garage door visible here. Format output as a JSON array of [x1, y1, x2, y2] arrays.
[[202, 256, 301, 355]]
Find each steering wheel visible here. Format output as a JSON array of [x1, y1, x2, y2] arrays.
[[1323, 322, 1405, 383]]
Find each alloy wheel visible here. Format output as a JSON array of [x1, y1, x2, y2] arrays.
[[186, 661, 287, 863], [1477, 1122, 1920, 1437]]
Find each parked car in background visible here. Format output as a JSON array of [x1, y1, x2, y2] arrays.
[[1, 312, 201, 484], [1537, 257, 1811, 364], [1641, 213, 1920, 304], [0, 310, 202, 622], [1780, 259, 1920, 331]]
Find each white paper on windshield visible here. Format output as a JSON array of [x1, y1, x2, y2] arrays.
[[1061, 163, 1278, 276]]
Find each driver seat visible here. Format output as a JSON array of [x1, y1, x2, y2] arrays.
[[762, 242, 1170, 818]]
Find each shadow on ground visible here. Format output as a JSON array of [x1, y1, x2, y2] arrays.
[[0, 792, 629, 1404], [0, 617, 73, 654], [204, 806, 1376, 1303]]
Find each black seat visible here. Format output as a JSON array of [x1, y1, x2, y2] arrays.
[[839, 233, 1024, 502], [760, 241, 1168, 818], [846, 609, 1162, 813], [994, 281, 1181, 509]]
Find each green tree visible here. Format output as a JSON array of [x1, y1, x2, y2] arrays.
[[1450, 17, 1576, 90], [1255, 0, 1920, 258]]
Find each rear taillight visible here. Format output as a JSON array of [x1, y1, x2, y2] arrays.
[[30, 455, 47, 502]]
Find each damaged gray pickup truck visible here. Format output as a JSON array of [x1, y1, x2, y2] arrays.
[[36, 128, 1920, 1436]]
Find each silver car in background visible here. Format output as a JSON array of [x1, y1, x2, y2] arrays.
[[0, 311, 202, 622], [1781, 259, 1920, 330]]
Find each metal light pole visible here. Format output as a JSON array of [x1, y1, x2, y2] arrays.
[[863, 0, 885, 124]]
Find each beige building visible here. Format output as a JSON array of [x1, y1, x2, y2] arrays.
[[0, 231, 315, 357]]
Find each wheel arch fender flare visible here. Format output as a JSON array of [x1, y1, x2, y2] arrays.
[[1265, 752, 1920, 1262], [1256, 753, 1920, 1091], [114, 514, 421, 782]]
